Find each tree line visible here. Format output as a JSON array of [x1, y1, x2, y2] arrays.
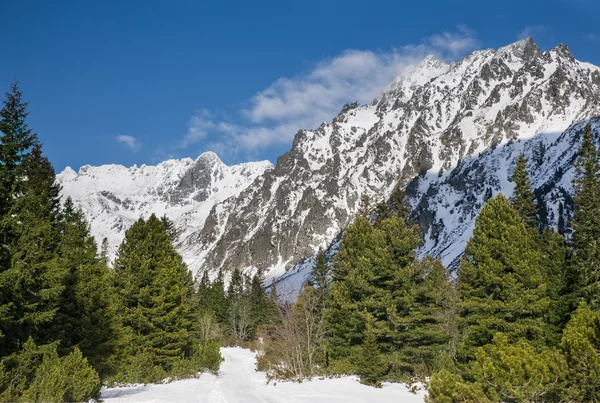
[[2, 80, 600, 402], [258, 124, 600, 402], [0, 83, 226, 402]]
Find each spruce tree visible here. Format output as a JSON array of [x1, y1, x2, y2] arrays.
[[355, 315, 388, 387], [391, 257, 457, 378], [310, 249, 331, 301], [53, 202, 120, 378], [510, 153, 538, 228], [113, 214, 196, 380], [209, 269, 229, 325], [571, 123, 600, 309], [99, 237, 110, 267], [0, 81, 39, 217], [456, 194, 549, 361], [0, 144, 64, 355]]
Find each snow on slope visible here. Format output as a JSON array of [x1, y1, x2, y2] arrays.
[[195, 38, 600, 284], [60, 38, 600, 290], [57, 152, 272, 272], [101, 347, 426, 403]]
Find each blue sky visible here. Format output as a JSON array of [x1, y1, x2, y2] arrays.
[[1, 0, 599, 172]]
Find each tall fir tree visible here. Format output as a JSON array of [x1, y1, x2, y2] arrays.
[[209, 269, 229, 325], [571, 123, 600, 309], [99, 237, 110, 267], [310, 249, 331, 302], [390, 257, 457, 378], [456, 194, 549, 362], [53, 200, 121, 377], [113, 214, 196, 380], [0, 144, 65, 356], [0, 81, 39, 217], [510, 153, 538, 228]]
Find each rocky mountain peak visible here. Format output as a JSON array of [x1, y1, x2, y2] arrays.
[[60, 40, 600, 293]]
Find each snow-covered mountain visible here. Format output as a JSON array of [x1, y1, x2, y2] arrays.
[[57, 152, 272, 270], [59, 38, 600, 286]]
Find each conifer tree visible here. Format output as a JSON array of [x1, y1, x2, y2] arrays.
[[510, 153, 538, 228], [53, 201, 120, 377], [571, 123, 600, 308], [99, 237, 110, 267], [113, 214, 196, 380], [208, 269, 229, 324], [456, 194, 549, 361], [539, 228, 570, 343], [355, 315, 388, 387], [391, 257, 457, 377], [160, 214, 179, 243], [0, 144, 64, 355], [310, 249, 331, 301], [248, 269, 273, 330], [0, 81, 39, 217]]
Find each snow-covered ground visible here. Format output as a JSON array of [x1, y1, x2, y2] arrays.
[[101, 347, 427, 403]]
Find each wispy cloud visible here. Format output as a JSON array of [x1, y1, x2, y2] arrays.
[[116, 135, 141, 152], [181, 26, 479, 161], [584, 32, 600, 42], [517, 25, 546, 40]]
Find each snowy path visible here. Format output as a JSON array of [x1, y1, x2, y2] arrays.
[[101, 347, 426, 403]]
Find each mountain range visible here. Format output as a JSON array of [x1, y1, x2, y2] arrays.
[[57, 37, 600, 292]]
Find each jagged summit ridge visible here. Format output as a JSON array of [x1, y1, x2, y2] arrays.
[[192, 38, 600, 281], [57, 154, 273, 268], [59, 39, 600, 286]]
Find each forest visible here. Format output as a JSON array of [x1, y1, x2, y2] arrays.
[[1, 81, 599, 402]]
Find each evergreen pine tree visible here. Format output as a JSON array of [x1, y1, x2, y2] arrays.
[[209, 269, 229, 325], [456, 194, 549, 362], [391, 257, 457, 378], [248, 269, 272, 331], [113, 214, 196, 380], [310, 249, 331, 301], [53, 202, 120, 378], [571, 123, 600, 309], [0, 81, 39, 217], [510, 153, 538, 228], [0, 144, 65, 355], [99, 237, 110, 267], [160, 214, 179, 243], [355, 315, 388, 387]]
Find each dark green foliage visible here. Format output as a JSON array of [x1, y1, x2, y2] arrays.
[[539, 228, 570, 343], [456, 194, 549, 361], [0, 339, 100, 403], [53, 200, 120, 377], [100, 236, 110, 267], [328, 209, 454, 382], [0, 81, 39, 217], [428, 303, 600, 402], [510, 153, 538, 228], [113, 214, 200, 382], [0, 143, 65, 356], [571, 124, 600, 309], [390, 257, 458, 379], [208, 269, 229, 324], [160, 214, 179, 243], [355, 316, 388, 387], [248, 269, 276, 330], [559, 302, 600, 401], [428, 334, 566, 403], [310, 249, 331, 301]]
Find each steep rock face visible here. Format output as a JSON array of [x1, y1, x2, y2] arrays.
[[57, 152, 272, 270], [195, 38, 600, 278]]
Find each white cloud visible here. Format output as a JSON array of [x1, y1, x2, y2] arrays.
[[182, 26, 479, 161], [116, 135, 141, 152], [517, 25, 546, 40], [585, 32, 600, 42]]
